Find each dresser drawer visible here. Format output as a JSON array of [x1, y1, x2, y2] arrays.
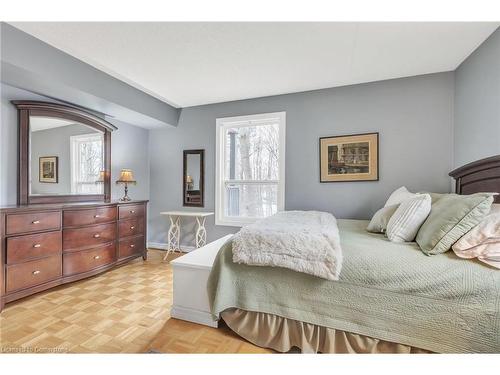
[[64, 206, 117, 227], [118, 204, 145, 220], [63, 222, 116, 251], [63, 243, 116, 276], [118, 236, 144, 259], [7, 231, 62, 264], [6, 211, 61, 236], [6, 255, 62, 293], [118, 218, 144, 238]]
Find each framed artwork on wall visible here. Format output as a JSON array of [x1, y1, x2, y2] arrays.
[[39, 156, 58, 183], [319, 132, 379, 182]]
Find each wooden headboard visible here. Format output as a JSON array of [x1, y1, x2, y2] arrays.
[[449, 155, 500, 203]]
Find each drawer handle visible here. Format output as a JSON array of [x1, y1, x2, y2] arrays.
[[130, 210, 135, 214], [130, 244, 135, 248], [33, 244, 41, 248], [32, 270, 41, 275], [130, 226, 135, 230], [94, 255, 101, 260], [32, 220, 40, 224], [93, 234, 101, 238], [94, 214, 101, 218]]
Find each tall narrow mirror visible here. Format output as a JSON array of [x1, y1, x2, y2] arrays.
[[183, 149, 204, 207]]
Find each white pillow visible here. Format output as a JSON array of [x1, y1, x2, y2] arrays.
[[386, 194, 432, 242], [367, 204, 399, 233], [384, 186, 417, 207]]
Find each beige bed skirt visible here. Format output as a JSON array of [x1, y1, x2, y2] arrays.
[[221, 308, 431, 354]]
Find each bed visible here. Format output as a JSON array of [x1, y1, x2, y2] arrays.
[[207, 156, 500, 353]]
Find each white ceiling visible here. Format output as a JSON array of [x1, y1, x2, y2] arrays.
[[11, 22, 499, 108], [30, 116, 76, 132]]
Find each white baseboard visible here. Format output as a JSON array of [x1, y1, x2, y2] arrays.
[[171, 305, 218, 328], [147, 242, 196, 253]]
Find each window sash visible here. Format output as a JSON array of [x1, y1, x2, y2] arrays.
[[70, 133, 104, 195], [216, 112, 286, 227]]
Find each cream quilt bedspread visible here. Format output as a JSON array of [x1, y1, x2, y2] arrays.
[[208, 219, 500, 353]]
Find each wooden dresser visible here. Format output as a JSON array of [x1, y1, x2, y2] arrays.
[[0, 200, 148, 311]]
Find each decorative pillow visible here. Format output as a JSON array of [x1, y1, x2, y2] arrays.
[[490, 203, 500, 214], [418, 192, 452, 205], [477, 245, 500, 269], [416, 193, 496, 255], [452, 204, 500, 252], [384, 186, 417, 207], [386, 194, 431, 242], [427, 192, 447, 205], [367, 204, 399, 233], [453, 242, 500, 269]]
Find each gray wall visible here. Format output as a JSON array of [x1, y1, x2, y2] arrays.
[[31, 124, 96, 195], [0, 84, 19, 205], [454, 27, 500, 167], [0, 84, 150, 206], [107, 118, 150, 201], [148, 72, 455, 246]]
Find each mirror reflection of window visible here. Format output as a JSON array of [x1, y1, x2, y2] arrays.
[[70, 133, 104, 194], [186, 154, 200, 191]]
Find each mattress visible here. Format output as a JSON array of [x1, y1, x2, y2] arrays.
[[207, 219, 500, 353]]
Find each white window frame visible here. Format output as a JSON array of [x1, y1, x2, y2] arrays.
[[70, 133, 104, 194], [215, 112, 286, 227]]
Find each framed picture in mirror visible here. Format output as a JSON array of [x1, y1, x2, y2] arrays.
[[39, 156, 58, 183]]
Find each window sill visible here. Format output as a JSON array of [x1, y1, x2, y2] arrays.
[[215, 217, 259, 227]]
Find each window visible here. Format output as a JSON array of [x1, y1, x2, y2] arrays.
[[70, 133, 104, 194], [216, 112, 286, 226]]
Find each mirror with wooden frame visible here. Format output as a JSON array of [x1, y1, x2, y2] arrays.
[[183, 149, 205, 207], [13, 101, 116, 205]]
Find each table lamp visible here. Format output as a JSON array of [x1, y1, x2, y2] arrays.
[[116, 169, 136, 202], [95, 170, 106, 184], [186, 175, 193, 190]]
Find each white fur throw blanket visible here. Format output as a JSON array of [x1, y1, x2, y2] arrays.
[[232, 211, 343, 280]]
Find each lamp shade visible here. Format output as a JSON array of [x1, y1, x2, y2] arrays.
[[95, 170, 106, 183], [186, 175, 193, 183], [116, 169, 136, 184]]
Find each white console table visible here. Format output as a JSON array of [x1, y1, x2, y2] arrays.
[[160, 211, 214, 260]]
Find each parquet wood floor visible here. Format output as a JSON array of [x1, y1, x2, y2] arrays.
[[0, 250, 272, 354]]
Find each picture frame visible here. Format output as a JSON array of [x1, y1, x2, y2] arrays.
[[39, 156, 58, 183], [319, 132, 379, 182]]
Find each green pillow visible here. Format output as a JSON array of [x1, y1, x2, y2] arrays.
[[415, 193, 496, 255], [418, 192, 447, 204]]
